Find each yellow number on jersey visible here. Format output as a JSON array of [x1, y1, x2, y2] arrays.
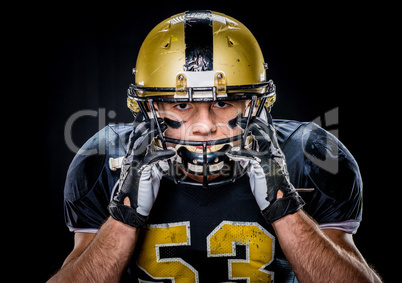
[[137, 221, 199, 282], [207, 221, 274, 282], [137, 221, 274, 282]]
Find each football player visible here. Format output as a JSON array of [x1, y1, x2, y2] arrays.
[[48, 11, 381, 282]]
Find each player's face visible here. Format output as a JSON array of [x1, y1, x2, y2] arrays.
[[154, 99, 248, 184], [154, 100, 247, 145]]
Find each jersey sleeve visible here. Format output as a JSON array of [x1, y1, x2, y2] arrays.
[[275, 120, 363, 234], [300, 122, 363, 232], [64, 125, 129, 232]]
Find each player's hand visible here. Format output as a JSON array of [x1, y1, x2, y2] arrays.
[[226, 115, 304, 223], [108, 116, 176, 227]]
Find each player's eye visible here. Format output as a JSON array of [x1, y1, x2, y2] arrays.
[[213, 101, 229, 109], [174, 103, 191, 110]]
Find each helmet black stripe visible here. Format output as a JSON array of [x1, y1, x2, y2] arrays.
[[184, 10, 213, 72]]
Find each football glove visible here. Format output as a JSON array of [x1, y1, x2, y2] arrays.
[[226, 115, 305, 224], [108, 117, 176, 227]]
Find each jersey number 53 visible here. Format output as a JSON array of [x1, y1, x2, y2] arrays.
[[137, 221, 275, 282]]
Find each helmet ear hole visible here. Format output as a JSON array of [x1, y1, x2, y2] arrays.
[[227, 36, 236, 47]]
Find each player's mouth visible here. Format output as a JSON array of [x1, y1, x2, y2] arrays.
[[183, 144, 227, 153], [195, 145, 211, 149]]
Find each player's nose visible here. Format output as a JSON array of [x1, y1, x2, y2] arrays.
[[190, 104, 217, 137]]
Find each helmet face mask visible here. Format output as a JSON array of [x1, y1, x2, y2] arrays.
[[127, 10, 276, 187]]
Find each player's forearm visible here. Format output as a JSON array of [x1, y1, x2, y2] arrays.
[[48, 217, 138, 283], [273, 210, 380, 283]]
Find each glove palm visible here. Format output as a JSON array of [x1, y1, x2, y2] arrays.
[[226, 116, 304, 223], [108, 118, 176, 227]]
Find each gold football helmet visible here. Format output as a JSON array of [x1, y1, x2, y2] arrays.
[[127, 10, 276, 187]]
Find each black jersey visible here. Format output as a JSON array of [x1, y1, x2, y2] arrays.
[[64, 120, 362, 282]]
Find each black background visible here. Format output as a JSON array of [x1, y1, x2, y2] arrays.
[[15, 2, 396, 282]]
